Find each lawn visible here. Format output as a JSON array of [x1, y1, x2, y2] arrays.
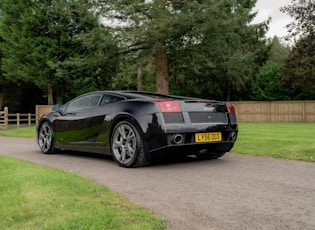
[[0, 126, 36, 138], [0, 156, 166, 229], [231, 123, 315, 162], [0, 123, 314, 228], [0, 127, 166, 229]]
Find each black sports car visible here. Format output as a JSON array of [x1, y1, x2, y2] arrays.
[[37, 91, 238, 167]]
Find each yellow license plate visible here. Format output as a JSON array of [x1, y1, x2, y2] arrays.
[[195, 132, 222, 143]]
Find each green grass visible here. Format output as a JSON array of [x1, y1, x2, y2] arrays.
[[0, 126, 36, 138], [231, 123, 315, 162], [0, 123, 314, 228], [0, 156, 166, 230]]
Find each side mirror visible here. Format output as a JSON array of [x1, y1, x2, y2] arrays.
[[52, 105, 65, 116]]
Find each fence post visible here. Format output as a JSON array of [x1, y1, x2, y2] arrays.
[[28, 113, 31, 127], [302, 101, 305, 123], [4, 106, 8, 129], [17, 113, 20, 128]]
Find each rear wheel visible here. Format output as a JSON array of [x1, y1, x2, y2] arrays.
[[111, 121, 149, 168], [38, 122, 56, 154], [195, 149, 226, 160]]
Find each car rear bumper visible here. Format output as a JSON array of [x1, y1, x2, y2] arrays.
[[148, 140, 236, 159]]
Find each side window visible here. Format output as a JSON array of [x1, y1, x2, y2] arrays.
[[66, 94, 102, 113], [99, 95, 124, 106]]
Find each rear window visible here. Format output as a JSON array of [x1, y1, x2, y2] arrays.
[[99, 95, 124, 106]]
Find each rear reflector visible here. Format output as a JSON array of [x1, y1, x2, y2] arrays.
[[157, 100, 181, 113], [226, 103, 235, 114]]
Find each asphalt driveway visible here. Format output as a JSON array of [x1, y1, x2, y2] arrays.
[[1, 136, 315, 230]]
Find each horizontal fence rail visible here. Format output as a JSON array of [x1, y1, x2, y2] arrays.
[[8, 113, 36, 128], [231, 101, 315, 123], [0, 107, 36, 129]]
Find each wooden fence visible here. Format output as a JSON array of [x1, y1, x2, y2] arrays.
[[0, 107, 36, 129], [231, 101, 315, 123], [1, 102, 314, 129], [0, 107, 8, 129], [0, 105, 54, 129]]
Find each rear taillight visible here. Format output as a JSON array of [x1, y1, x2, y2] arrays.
[[226, 103, 235, 114], [157, 100, 181, 113]]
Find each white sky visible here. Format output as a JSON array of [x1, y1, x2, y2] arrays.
[[252, 0, 293, 39]]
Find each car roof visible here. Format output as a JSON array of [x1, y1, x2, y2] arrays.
[[91, 90, 197, 101]]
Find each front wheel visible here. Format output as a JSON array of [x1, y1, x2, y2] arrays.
[[38, 122, 56, 154], [110, 121, 149, 168]]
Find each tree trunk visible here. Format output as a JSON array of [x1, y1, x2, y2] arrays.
[[155, 40, 169, 94], [0, 90, 3, 110], [48, 86, 54, 105], [137, 67, 143, 91], [226, 88, 231, 101]]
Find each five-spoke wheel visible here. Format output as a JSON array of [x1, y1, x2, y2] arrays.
[[111, 121, 148, 168], [38, 122, 56, 154]]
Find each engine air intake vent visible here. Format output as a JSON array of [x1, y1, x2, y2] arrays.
[[189, 112, 227, 123]]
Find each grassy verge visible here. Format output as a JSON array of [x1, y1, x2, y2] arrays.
[[0, 126, 36, 138], [231, 123, 315, 162], [0, 156, 166, 230]]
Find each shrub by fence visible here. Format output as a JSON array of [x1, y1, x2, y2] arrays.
[[231, 101, 315, 123]]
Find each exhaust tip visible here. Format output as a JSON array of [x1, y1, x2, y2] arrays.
[[172, 134, 184, 144], [230, 132, 237, 141]]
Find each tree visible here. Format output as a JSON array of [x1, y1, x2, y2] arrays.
[[104, 0, 270, 99], [279, 36, 315, 99], [269, 36, 291, 63], [167, 0, 270, 100], [0, 9, 15, 110], [0, 0, 118, 105], [249, 36, 291, 101], [279, 0, 315, 99], [280, 0, 315, 41]]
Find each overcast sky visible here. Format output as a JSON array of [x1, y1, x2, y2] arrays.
[[253, 0, 293, 39]]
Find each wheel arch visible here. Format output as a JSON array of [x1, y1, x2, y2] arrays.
[[109, 113, 151, 161], [37, 118, 53, 139], [109, 113, 144, 135]]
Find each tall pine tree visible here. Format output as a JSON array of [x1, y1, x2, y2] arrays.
[[104, 0, 269, 99], [0, 0, 118, 104], [279, 0, 315, 99]]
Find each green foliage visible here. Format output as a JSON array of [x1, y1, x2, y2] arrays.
[[279, 36, 315, 99], [0, 0, 118, 105], [278, 0, 315, 100], [0, 156, 166, 229], [169, 0, 270, 100], [251, 61, 284, 101], [250, 37, 291, 101], [280, 0, 315, 41], [2, 0, 313, 106], [269, 36, 291, 63], [105, 0, 270, 100]]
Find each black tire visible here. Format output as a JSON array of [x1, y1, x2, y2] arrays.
[[195, 149, 226, 160], [38, 122, 56, 154], [110, 120, 149, 168]]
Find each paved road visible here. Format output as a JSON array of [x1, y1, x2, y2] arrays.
[[1, 136, 315, 230]]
